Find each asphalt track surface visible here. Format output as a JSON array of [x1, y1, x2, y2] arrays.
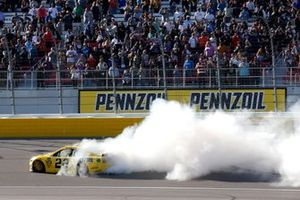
[[1, 140, 300, 200]]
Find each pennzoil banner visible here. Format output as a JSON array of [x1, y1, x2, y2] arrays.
[[79, 89, 286, 113]]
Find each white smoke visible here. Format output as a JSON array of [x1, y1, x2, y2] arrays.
[[76, 99, 300, 185]]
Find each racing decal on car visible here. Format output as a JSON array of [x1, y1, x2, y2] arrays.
[[46, 158, 52, 167], [55, 158, 69, 168]]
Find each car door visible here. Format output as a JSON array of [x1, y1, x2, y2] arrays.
[[49, 148, 74, 173]]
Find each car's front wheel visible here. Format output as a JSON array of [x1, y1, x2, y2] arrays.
[[32, 160, 45, 173], [76, 161, 89, 177]]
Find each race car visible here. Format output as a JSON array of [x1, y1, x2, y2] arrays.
[[29, 145, 110, 176]]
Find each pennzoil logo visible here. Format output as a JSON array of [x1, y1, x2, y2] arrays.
[[80, 89, 285, 113], [95, 92, 166, 111], [190, 92, 266, 110]]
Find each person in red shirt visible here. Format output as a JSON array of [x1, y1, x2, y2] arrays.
[[86, 54, 97, 69], [198, 32, 209, 54], [37, 5, 48, 24], [43, 27, 53, 52], [231, 32, 240, 49], [84, 54, 97, 86]]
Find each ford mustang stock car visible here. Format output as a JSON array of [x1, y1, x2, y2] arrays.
[[29, 145, 109, 176]]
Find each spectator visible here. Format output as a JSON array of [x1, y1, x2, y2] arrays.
[[109, 0, 118, 14], [37, 61, 45, 88], [108, 63, 120, 85], [43, 27, 53, 51], [150, 0, 161, 13], [194, 7, 205, 23], [0, 10, 4, 27], [66, 46, 77, 69], [238, 57, 250, 85], [48, 47, 58, 68], [246, 0, 255, 17], [48, 3, 58, 21], [122, 69, 131, 86], [63, 10, 73, 31], [96, 57, 108, 86], [183, 55, 194, 79], [83, 7, 93, 25], [189, 32, 198, 52], [204, 41, 215, 58], [21, 0, 30, 13], [195, 57, 208, 86], [70, 65, 80, 87], [0, 0, 298, 90], [37, 5, 48, 24], [239, 7, 250, 21], [91, 1, 100, 21], [73, 3, 84, 22]]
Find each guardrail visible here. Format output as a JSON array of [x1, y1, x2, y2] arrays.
[[0, 66, 297, 90]]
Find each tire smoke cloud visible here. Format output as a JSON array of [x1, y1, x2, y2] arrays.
[[77, 99, 300, 186]]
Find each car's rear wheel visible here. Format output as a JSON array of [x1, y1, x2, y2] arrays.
[[32, 160, 45, 173], [77, 161, 89, 177]]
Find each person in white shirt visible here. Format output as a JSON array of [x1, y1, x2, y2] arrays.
[[194, 7, 205, 22], [173, 7, 183, 22], [204, 11, 215, 22], [48, 3, 58, 20], [108, 65, 120, 85], [28, 5, 37, 17], [246, 0, 255, 17], [163, 20, 174, 33], [111, 35, 119, 46], [66, 46, 78, 68], [224, 5, 233, 23], [189, 32, 198, 50], [182, 16, 193, 29]]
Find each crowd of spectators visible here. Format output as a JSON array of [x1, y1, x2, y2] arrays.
[[0, 0, 299, 88]]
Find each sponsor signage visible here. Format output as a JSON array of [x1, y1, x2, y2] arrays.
[[79, 89, 286, 113], [80, 90, 165, 113]]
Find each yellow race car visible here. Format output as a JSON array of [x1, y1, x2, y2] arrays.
[[29, 145, 110, 176]]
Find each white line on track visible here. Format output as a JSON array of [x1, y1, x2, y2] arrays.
[[0, 186, 300, 192]]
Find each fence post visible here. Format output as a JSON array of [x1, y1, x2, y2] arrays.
[[183, 69, 186, 87], [10, 69, 16, 115], [216, 53, 222, 110], [260, 17, 277, 112], [3, 29, 16, 114], [160, 38, 168, 100], [57, 67, 63, 114]]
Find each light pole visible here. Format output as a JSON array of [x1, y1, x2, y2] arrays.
[[57, 47, 63, 114], [216, 50, 222, 110], [106, 27, 117, 114], [213, 34, 222, 110], [160, 37, 168, 100], [259, 17, 277, 112], [2, 29, 16, 114]]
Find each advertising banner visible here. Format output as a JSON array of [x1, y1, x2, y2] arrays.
[[80, 90, 165, 113], [79, 88, 286, 113], [167, 89, 286, 112]]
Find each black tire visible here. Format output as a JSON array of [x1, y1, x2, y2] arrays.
[[76, 161, 89, 177], [32, 160, 45, 173]]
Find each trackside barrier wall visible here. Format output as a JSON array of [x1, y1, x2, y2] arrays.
[[0, 117, 143, 138], [0, 113, 297, 139]]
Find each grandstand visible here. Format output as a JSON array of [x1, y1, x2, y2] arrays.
[[0, 0, 299, 114]]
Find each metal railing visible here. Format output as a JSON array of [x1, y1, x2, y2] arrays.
[[1, 65, 299, 114], [1, 66, 299, 90]]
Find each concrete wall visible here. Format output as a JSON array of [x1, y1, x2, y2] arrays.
[[287, 87, 300, 110], [0, 88, 78, 114], [0, 117, 143, 138], [0, 87, 300, 114]]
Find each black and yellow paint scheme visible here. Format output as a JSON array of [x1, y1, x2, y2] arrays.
[[29, 145, 109, 176]]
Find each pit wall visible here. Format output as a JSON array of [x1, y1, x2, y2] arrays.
[[0, 117, 143, 138]]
